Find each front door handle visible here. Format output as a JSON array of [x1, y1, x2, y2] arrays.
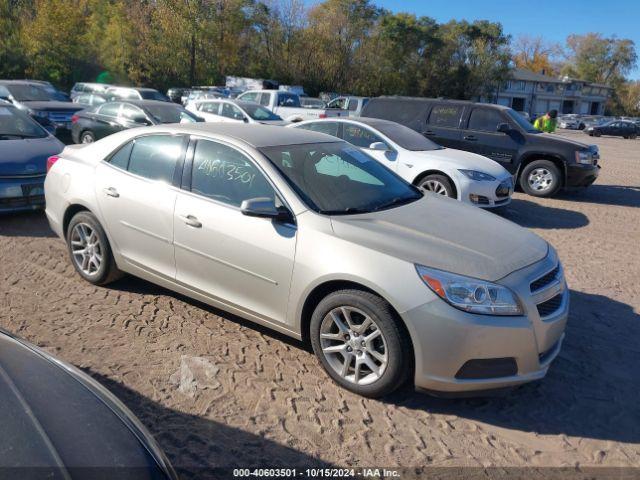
[[422, 130, 436, 136], [463, 135, 477, 141], [179, 214, 202, 228], [103, 187, 119, 197]]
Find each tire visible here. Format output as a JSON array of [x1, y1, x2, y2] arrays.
[[80, 130, 95, 144], [631, 134, 638, 140], [66, 211, 122, 285], [593, 130, 601, 137], [417, 174, 455, 198], [519, 160, 562, 198], [310, 289, 411, 398]]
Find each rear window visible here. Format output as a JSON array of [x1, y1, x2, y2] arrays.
[[375, 122, 442, 151], [362, 99, 427, 126], [128, 135, 184, 182], [427, 104, 463, 128]]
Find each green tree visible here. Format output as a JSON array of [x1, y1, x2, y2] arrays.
[[21, 0, 90, 89]]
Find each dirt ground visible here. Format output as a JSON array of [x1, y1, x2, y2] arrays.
[[1, 131, 639, 478]]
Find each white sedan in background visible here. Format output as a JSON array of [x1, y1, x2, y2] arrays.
[[292, 118, 514, 208], [187, 99, 287, 125]]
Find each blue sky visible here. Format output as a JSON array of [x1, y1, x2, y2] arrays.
[[310, 0, 640, 79]]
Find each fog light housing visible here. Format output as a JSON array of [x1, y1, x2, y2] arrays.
[[469, 194, 489, 205]]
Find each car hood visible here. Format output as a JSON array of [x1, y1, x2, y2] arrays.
[[412, 148, 511, 178], [0, 330, 176, 477], [532, 132, 590, 149], [0, 136, 64, 175], [20, 101, 82, 112], [330, 195, 548, 282]]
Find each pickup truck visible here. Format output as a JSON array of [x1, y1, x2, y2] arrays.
[[236, 90, 346, 122]]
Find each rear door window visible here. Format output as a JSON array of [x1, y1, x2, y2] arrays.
[[258, 93, 270, 106], [108, 141, 133, 170], [427, 104, 463, 128], [467, 108, 505, 132], [128, 135, 184, 183], [98, 103, 122, 118], [298, 122, 340, 137]]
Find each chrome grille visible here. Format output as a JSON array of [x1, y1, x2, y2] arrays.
[[537, 293, 563, 317], [530, 264, 560, 292]]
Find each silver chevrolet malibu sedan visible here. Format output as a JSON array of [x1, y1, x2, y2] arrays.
[[44, 124, 568, 398]]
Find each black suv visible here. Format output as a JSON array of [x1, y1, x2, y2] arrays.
[[362, 97, 600, 197]]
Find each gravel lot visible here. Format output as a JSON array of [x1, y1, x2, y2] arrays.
[[1, 131, 639, 478]]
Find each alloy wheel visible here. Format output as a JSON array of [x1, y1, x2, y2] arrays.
[[70, 223, 102, 276], [319, 306, 388, 385], [422, 180, 448, 195], [81, 133, 94, 144], [528, 168, 555, 192]]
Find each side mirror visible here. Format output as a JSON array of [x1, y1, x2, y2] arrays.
[[497, 123, 511, 133], [369, 141, 389, 151], [241, 197, 293, 223], [243, 116, 249, 123], [132, 114, 151, 125]]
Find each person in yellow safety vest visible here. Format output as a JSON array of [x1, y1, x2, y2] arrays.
[[533, 109, 558, 133]]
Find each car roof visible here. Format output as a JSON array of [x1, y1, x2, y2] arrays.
[[108, 86, 158, 92], [374, 96, 512, 110], [107, 99, 175, 108], [301, 117, 398, 129], [146, 123, 338, 148], [196, 99, 260, 108]]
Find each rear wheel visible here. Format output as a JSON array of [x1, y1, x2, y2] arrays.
[[520, 160, 562, 198], [310, 289, 410, 398], [417, 174, 455, 198], [80, 130, 95, 144], [66, 211, 122, 285]]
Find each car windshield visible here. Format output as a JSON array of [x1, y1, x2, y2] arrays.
[[140, 90, 169, 101], [4, 84, 54, 102], [506, 109, 539, 133], [0, 106, 48, 139], [144, 104, 199, 123], [242, 104, 282, 121], [261, 141, 423, 215], [373, 122, 442, 151]]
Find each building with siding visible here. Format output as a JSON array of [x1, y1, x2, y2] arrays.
[[481, 68, 612, 117]]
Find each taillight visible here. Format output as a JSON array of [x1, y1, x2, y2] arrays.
[[71, 114, 79, 123], [47, 155, 60, 172], [319, 113, 327, 119]]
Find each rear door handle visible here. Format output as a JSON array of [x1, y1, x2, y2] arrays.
[[179, 214, 202, 228], [464, 135, 477, 141], [103, 187, 119, 198], [422, 130, 436, 136]]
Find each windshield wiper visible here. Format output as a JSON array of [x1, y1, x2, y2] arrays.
[[372, 195, 419, 212]]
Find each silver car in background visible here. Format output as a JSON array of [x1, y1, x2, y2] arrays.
[[44, 124, 568, 398]]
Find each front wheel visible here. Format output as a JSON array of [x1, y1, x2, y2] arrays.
[[519, 160, 562, 198], [417, 174, 455, 198], [66, 211, 122, 285], [310, 289, 411, 398]]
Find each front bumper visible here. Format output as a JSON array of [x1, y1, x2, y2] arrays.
[[402, 251, 568, 393], [0, 175, 46, 213], [566, 163, 600, 188], [457, 174, 514, 208]]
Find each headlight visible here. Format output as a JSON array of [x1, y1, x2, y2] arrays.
[[416, 265, 523, 316], [575, 150, 594, 165], [458, 169, 496, 181]]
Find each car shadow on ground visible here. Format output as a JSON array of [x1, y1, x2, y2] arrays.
[[0, 211, 56, 238], [557, 184, 640, 208], [496, 199, 589, 229], [386, 289, 640, 444], [86, 371, 333, 480], [110, 275, 312, 353]]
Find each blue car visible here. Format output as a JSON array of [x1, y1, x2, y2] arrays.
[[0, 102, 64, 213]]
